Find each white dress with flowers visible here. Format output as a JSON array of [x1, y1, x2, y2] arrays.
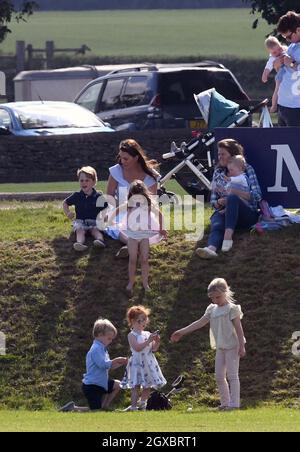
[[120, 331, 167, 389]]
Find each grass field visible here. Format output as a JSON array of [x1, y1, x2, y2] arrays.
[[0, 180, 187, 196], [1, 9, 273, 58], [0, 407, 300, 432]]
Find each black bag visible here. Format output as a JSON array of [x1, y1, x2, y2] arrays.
[[146, 391, 172, 411]]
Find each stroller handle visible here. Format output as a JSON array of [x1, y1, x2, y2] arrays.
[[249, 99, 269, 114]]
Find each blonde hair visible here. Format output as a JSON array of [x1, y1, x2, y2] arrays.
[[93, 318, 117, 338], [77, 166, 98, 184], [207, 278, 236, 304], [228, 155, 246, 172], [265, 36, 281, 49], [126, 305, 151, 327]]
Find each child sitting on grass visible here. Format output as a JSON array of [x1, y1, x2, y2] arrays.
[[63, 166, 108, 252], [59, 318, 128, 412]]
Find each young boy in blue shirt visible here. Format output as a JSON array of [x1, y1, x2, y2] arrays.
[[59, 318, 127, 412], [63, 166, 108, 251]]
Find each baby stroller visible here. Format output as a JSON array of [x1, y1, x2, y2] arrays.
[[158, 88, 268, 201], [146, 375, 185, 411]]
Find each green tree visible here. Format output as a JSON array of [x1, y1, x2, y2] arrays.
[[245, 1, 300, 29], [0, 1, 38, 43]]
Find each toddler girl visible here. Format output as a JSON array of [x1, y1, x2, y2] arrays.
[[121, 305, 166, 411]]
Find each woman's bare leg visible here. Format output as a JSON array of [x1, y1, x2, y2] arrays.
[[127, 238, 139, 290], [139, 239, 150, 290]]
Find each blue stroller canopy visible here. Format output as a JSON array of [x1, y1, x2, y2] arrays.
[[194, 88, 242, 131]]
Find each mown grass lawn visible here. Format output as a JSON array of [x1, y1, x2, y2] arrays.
[[0, 407, 300, 432], [0, 180, 187, 196]]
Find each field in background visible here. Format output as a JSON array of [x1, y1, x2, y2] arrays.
[[1, 9, 273, 58], [0, 180, 186, 196]]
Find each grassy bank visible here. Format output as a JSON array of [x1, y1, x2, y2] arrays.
[[0, 199, 300, 411]]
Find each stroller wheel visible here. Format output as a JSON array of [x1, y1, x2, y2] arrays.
[[159, 191, 180, 206]]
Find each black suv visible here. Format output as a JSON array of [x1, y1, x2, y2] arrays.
[[74, 62, 250, 131]]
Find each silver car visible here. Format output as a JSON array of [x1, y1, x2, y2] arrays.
[[0, 101, 115, 136]]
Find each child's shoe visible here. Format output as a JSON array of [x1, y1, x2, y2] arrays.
[[221, 240, 233, 252], [196, 247, 218, 259], [122, 405, 138, 412], [116, 246, 129, 259], [73, 242, 88, 252], [58, 401, 75, 412], [93, 239, 106, 248], [138, 401, 147, 411]]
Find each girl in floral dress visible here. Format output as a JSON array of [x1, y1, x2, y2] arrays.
[[121, 305, 166, 411]]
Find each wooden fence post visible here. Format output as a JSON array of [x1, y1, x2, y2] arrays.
[[16, 41, 25, 73], [46, 41, 54, 69]]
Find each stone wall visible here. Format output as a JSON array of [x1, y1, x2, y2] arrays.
[[0, 130, 190, 183]]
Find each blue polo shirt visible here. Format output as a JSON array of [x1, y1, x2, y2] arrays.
[[82, 340, 112, 390], [65, 189, 108, 220], [278, 42, 300, 108]]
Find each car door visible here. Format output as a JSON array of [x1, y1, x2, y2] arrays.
[[97, 77, 127, 128], [119, 76, 153, 129], [75, 81, 104, 113], [0, 108, 14, 134]]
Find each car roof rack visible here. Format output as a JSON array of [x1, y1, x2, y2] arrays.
[[162, 61, 225, 69], [109, 64, 159, 75]]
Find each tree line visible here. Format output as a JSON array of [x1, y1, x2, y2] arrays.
[[14, 0, 246, 10]]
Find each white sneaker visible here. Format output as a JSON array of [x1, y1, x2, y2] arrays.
[[58, 401, 75, 412], [196, 247, 218, 259], [138, 401, 147, 411], [123, 405, 138, 412], [73, 242, 88, 252], [93, 239, 106, 248], [221, 240, 233, 252]]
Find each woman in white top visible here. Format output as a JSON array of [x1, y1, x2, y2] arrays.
[[106, 139, 160, 258], [171, 278, 246, 410]]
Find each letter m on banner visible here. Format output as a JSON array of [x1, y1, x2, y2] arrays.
[[268, 145, 300, 193], [0, 71, 6, 96]]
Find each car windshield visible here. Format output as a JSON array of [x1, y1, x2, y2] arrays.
[[160, 69, 247, 106], [14, 104, 104, 129]]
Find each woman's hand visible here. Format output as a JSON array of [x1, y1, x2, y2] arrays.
[[239, 346, 246, 358], [273, 56, 284, 72], [217, 198, 227, 207], [160, 229, 168, 240], [170, 331, 183, 343], [67, 211, 75, 220]]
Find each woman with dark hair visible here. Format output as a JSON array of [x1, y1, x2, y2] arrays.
[[106, 139, 160, 258], [196, 139, 262, 259]]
